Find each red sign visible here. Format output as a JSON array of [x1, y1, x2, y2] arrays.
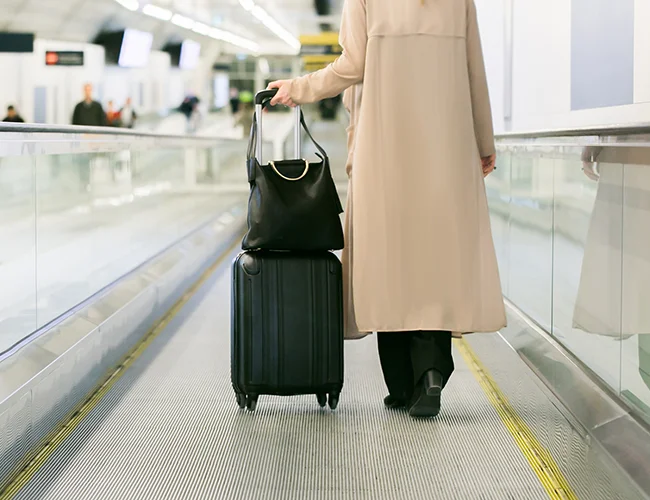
[[45, 51, 84, 66]]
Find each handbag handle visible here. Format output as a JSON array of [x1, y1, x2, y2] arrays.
[[246, 110, 328, 163], [269, 160, 310, 181]]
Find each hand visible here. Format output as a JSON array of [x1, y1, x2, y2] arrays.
[[267, 80, 296, 108], [582, 161, 600, 182], [481, 154, 496, 177]]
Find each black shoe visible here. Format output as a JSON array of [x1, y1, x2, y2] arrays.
[[408, 370, 443, 418], [383, 395, 406, 409]]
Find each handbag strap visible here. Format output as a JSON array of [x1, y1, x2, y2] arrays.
[[246, 110, 329, 162]]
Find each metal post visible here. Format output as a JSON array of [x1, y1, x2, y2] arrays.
[[294, 106, 302, 158], [255, 104, 263, 163]]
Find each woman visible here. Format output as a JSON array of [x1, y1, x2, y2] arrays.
[[269, 0, 506, 418]]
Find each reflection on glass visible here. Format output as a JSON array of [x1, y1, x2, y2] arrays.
[[554, 157, 623, 392], [132, 148, 184, 188], [507, 152, 554, 331], [0, 155, 37, 351], [620, 164, 650, 420], [492, 140, 650, 424], [485, 152, 511, 294], [204, 140, 250, 185]]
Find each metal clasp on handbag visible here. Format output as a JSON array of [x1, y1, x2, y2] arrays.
[[269, 160, 310, 181]]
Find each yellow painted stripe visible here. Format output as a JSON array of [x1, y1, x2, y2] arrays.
[[0, 238, 242, 500], [456, 338, 577, 500]]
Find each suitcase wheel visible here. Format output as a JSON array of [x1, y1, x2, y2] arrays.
[[246, 394, 258, 411], [328, 393, 340, 410], [236, 393, 246, 409], [316, 393, 327, 408]]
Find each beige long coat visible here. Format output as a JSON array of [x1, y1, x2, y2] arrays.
[[290, 0, 506, 335]]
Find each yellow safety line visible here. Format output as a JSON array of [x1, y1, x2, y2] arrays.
[[456, 338, 578, 500], [0, 238, 242, 500]]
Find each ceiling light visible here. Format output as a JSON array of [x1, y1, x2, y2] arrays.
[[239, 0, 255, 12], [114, 0, 139, 11], [192, 22, 212, 36], [209, 27, 259, 52], [142, 4, 172, 21], [128, 2, 261, 54], [239, 2, 300, 51], [171, 14, 195, 30], [251, 6, 300, 50]]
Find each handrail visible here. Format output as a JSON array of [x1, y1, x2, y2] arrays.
[[496, 122, 650, 140], [0, 121, 222, 144], [0, 113, 300, 159]]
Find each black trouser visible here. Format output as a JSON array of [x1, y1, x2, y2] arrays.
[[377, 331, 454, 401]]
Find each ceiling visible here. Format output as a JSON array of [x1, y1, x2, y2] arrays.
[[0, 0, 343, 55]]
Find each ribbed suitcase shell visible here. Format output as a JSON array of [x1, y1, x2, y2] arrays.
[[231, 250, 344, 408]]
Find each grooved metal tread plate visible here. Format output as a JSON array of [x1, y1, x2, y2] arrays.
[[12, 256, 550, 500]]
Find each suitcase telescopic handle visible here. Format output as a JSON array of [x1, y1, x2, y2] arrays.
[[254, 89, 278, 105], [254, 89, 301, 164]]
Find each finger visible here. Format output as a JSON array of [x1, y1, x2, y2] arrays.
[[267, 81, 281, 90]]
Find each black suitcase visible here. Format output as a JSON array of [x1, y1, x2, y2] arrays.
[[231, 250, 344, 411]]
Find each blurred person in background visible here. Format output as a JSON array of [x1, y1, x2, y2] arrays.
[[106, 101, 122, 127], [180, 95, 201, 133], [235, 90, 254, 138], [229, 87, 240, 115], [2, 105, 25, 123], [72, 83, 107, 127], [120, 97, 137, 128]]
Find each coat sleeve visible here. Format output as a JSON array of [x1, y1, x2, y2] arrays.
[[289, 0, 367, 104], [466, 0, 495, 157]]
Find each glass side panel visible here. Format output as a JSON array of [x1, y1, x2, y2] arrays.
[[553, 156, 623, 392], [0, 155, 37, 350], [32, 146, 245, 332], [507, 151, 554, 332], [0, 116, 292, 355], [485, 151, 511, 294], [493, 138, 650, 423], [620, 163, 650, 421]]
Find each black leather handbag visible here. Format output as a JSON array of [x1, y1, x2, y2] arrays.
[[242, 91, 344, 251]]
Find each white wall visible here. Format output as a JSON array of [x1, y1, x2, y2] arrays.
[[475, 0, 506, 134], [0, 52, 33, 121], [513, 0, 650, 131], [510, 0, 571, 131], [634, 0, 650, 105], [103, 51, 172, 114], [477, 0, 650, 133]]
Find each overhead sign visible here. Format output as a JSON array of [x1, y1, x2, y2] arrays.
[[45, 51, 84, 66], [299, 32, 341, 70], [300, 44, 342, 56], [0, 32, 34, 53]]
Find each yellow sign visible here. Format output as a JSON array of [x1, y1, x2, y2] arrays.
[[299, 32, 341, 70]]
